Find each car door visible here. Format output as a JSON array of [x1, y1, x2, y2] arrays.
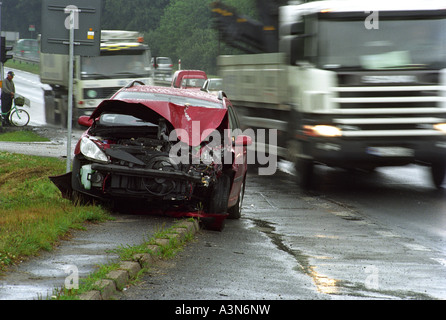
[[226, 103, 248, 207]]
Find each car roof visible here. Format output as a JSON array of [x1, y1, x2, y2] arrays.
[[114, 85, 224, 104], [173, 70, 207, 76], [182, 75, 207, 79], [92, 85, 231, 146]]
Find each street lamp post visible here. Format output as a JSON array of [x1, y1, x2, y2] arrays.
[[0, 2, 3, 82]]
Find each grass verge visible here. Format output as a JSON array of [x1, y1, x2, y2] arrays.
[[0, 150, 110, 273], [0, 131, 200, 300], [5, 60, 39, 75], [0, 130, 50, 142]]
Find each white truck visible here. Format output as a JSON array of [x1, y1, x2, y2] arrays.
[[40, 30, 154, 127], [218, 0, 446, 189]]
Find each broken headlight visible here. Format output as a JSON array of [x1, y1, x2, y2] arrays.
[[80, 137, 109, 163]]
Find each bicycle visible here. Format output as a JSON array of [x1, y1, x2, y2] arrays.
[[0, 95, 30, 127]]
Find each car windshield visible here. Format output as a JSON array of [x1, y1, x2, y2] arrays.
[[317, 17, 446, 70], [98, 113, 157, 127], [157, 57, 172, 65], [208, 80, 222, 90], [81, 51, 152, 79], [114, 91, 222, 109], [182, 78, 206, 88]]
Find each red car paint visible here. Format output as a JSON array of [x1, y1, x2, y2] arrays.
[[171, 70, 208, 89], [61, 85, 250, 231]]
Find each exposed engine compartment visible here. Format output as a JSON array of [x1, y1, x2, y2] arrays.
[[75, 116, 223, 202]]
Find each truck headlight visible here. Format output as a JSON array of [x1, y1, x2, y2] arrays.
[[434, 123, 446, 133], [80, 137, 108, 163], [86, 89, 98, 98], [304, 125, 342, 137]]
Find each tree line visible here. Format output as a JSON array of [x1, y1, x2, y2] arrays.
[[1, 0, 259, 75]]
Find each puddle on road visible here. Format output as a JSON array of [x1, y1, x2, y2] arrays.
[[248, 217, 437, 299], [249, 218, 341, 295]]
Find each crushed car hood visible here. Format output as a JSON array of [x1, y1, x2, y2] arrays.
[[90, 99, 228, 146]]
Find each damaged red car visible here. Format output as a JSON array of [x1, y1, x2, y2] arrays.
[[51, 83, 251, 229]]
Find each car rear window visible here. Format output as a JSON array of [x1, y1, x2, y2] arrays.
[[114, 91, 222, 109], [157, 57, 172, 64]]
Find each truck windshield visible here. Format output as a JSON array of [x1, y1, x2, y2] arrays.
[[81, 52, 152, 79], [317, 17, 446, 70]]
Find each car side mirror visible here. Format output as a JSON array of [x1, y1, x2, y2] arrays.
[[234, 135, 252, 146], [78, 116, 93, 127]]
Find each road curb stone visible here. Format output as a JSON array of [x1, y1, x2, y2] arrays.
[[94, 279, 116, 300], [79, 219, 200, 300]]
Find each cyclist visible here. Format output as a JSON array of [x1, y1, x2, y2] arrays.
[[1, 71, 15, 126]]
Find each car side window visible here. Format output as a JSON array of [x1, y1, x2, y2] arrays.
[[172, 75, 178, 88], [227, 104, 241, 144], [227, 105, 239, 129]]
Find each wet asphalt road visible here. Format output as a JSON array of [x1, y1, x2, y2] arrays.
[[0, 117, 445, 300], [0, 128, 445, 300], [119, 166, 446, 301]]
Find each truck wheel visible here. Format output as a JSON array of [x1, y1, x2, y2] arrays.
[[296, 158, 314, 190], [44, 90, 56, 125], [431, 161, 446, 189]]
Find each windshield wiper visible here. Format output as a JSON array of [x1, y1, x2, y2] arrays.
[[322, 65, 362, 71], [116, 72, 146, 76], [82, 73, 112, 79], [378, 64, 427, 69], [322, 64, 428, 71]]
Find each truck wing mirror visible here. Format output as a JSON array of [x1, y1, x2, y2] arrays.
[[280, 22, 310, 65], [280, 35, 306, 65], [281, 22, 304, 36]]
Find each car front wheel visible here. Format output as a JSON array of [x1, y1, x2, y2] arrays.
[[207, 173, 231, 214], [228, 179, 245, 219]]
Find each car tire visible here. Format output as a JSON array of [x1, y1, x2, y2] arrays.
[[207, 173, 231, 214], [228, 178, 245, 219]]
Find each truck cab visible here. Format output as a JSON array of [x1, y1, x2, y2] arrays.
[[40, 30, 154, 127], [216, 0, 446, 189], [279, 0, 446, 188]]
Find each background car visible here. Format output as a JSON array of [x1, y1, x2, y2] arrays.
[[13, 38, 39, 60], [51, 84, 250, 230], [152, 56, 173, 80], [171, 70, 207, 89]]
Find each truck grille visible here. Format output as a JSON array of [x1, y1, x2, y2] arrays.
[[83, 87, 122, 100], [329, 72, 446, 137], [332, 86, 445, 111]]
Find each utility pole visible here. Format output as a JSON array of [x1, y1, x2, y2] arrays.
[[0, 2, 3, 84], [65, 6, 76, 173], [41, 0, 101, 172]]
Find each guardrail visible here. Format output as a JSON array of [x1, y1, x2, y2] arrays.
[[12, 55, 40, 66]]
